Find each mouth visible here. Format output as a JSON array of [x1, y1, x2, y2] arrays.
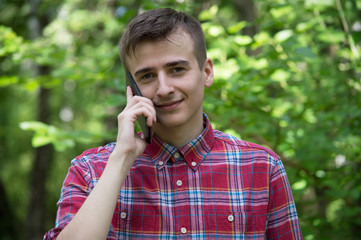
[[155, 100, 183, 111]]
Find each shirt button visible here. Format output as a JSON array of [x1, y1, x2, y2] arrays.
[[176, 180, 183, 187], [174, 152, 180, 158], [181, 227, 187, 234], [228, 215, 234, 222], [191, 161, 197, 167], [121, 212, 127, 219], [159, 161, 164, 166]]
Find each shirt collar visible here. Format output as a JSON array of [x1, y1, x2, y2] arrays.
[[144, 113, 214, 171]]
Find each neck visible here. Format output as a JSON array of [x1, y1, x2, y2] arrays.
[[153, 116, 204, 148]]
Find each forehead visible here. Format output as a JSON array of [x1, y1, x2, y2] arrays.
[[127, 30, 196, 72]]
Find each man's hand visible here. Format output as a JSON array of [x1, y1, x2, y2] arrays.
[[110, 86, 156, 167]]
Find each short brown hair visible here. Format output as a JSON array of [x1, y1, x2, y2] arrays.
[[119, 8, 207, 70]]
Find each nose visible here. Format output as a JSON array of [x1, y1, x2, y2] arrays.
[[156, 72, 174, 97]]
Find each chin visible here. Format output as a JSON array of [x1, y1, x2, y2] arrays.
[[156, 114, 188, 128]]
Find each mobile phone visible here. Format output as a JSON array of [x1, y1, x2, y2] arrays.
[[126, 71, 152, 144]]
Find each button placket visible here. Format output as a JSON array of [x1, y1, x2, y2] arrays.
[[172, 153, 189, 236]]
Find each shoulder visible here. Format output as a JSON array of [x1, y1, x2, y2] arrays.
[[72, 142, 115, 165], [65, 143, 115, 184], [212, 129, 280, 160]]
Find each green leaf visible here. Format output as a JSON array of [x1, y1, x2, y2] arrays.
[[20, 121, 105, 151], [199, 5, 218, 21], [270, 5, 294, 19], [0, 25, 23, 56], [227, 21, 247, 34], [292, 179, 307, 191], [318, 31, 345, 44], [207, 26, 225, 37], [233, 35, 253, 46], [20, 121, 49, 132], [274, 29, 293, 43], [0, 76, 18, 87], [253, 32, 271, 46], [305, 0, 334, 9], [32, 134, 53, 147]]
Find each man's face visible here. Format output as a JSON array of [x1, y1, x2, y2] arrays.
[[127, 30, 214, 134]]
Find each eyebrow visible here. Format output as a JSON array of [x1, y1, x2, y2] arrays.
[[134, 67, 154, 77], [165, 60, 190, 67], [134, 60, 190, 77]]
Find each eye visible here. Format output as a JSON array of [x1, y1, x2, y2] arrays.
[[171, 67, 185, 74], [140, 72, 156, 81]]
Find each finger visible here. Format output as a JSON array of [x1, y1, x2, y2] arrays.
[[132, 101, 156, 126], [128, 105, 154, 124], [126, 95, 156, 122], [126, 86, 134, 103], [146, 105, 156, 126]]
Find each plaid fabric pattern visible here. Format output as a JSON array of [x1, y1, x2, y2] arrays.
[[44, 114, 302, 239]]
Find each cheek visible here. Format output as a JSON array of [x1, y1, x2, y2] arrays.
[[186, 84, 205, 103], [139, 85, 156, 99]]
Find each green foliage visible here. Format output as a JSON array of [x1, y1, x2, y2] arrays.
[[0, 26, 23, 57], [202, 0, 361, 239], [1, 0, 360, 239], [19, 121, 107, 151]]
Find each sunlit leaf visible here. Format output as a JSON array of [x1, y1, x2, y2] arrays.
[[20, 121, 49, 132], [32, 134, 53, 147], [253, 58, 268, 70], [0, 25, 23, 56], [326, 199, 345, 222], [199, 5, 218, 21], [318, 31, 345, 43], [252, 32, 270, 46], [305, 0, 334, 8], [227, 21, 247, 34], [207, 26, 225, 37], [274, 29, 293, 43], [303, 109, 317, 124], [292, 179, 307, 191], [270, 6, 294, 19], [233, 35, 253, 46], [0, 76, 18, 87]]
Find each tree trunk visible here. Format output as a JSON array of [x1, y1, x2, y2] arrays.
[[230, 0, 258, 37], [24, 0, 54, 239], [231, 0, 260, 56], [0, 178, 19, 240], [25, 86, 54, 240]]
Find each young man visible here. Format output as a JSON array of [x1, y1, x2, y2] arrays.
[[45, 8, 302, 240]]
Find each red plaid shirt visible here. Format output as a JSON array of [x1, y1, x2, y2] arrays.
[[44, 114, 302, 239]]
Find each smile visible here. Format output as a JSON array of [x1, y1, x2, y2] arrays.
[[155, 100, 183, 111]]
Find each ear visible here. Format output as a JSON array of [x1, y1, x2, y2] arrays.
[[203, 58, 214, 87]]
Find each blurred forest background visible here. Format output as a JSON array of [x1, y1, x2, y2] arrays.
[[1, 0, 360, 239]]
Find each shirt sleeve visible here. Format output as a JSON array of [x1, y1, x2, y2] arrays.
[[43, 157, 92, 240], [266, 158, 303, 239]]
